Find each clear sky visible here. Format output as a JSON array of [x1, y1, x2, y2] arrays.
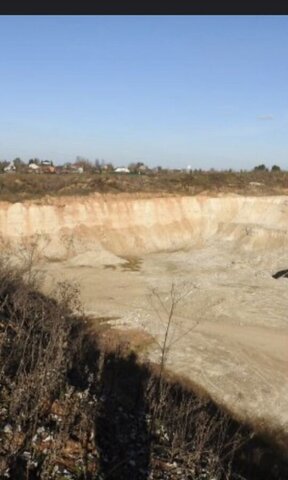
[[0, 15, 287, 169]]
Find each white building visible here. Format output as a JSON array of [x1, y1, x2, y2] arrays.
[[114, 167, 130, 174], [28, 163, 40, 171], [4, 162, 16, 173]]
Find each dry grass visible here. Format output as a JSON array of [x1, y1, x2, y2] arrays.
[[0, 259, 287, 479], [120, 256, 143, 272], [1, 170, 288, 203]]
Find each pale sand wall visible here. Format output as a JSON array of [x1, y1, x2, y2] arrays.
[[0, 193, 288, 258]]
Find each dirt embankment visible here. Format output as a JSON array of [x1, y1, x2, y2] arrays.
[[1, 193, 288, 259]]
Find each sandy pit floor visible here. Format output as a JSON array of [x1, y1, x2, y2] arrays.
[[40, 240, 288, 450]]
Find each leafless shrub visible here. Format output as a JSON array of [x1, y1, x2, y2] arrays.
[[144, 283, 252, 479], [145, 368, 247, 479], [0, 260, 287, 479], [0, 256, 97, 478]]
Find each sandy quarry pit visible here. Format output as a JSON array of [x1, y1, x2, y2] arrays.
[[1, 193, 288, 451]]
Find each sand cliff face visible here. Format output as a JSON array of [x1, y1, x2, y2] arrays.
[[0, 193, 288, 259]]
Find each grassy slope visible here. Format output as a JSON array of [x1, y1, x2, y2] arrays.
[[1, 170, 288, 203], [0, 262, 288, 479]]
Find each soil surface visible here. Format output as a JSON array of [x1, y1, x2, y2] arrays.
[[40, 238, 288, 453]]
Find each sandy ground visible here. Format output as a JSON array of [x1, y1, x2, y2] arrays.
[[40, 239, 288, 450]]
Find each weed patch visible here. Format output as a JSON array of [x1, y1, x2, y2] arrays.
[[0, 261, 287, 479]]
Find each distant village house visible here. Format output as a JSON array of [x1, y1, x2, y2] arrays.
[[114, 167, 130, 174], [4, 162, 16, 173]]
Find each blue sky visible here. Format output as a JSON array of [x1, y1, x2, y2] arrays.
[[0, 15, 287, 169]]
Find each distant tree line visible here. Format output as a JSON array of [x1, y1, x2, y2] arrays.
[[254, 164, 281, 172]]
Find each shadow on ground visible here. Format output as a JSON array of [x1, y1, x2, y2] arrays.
[[95, 350, 150, 479]]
